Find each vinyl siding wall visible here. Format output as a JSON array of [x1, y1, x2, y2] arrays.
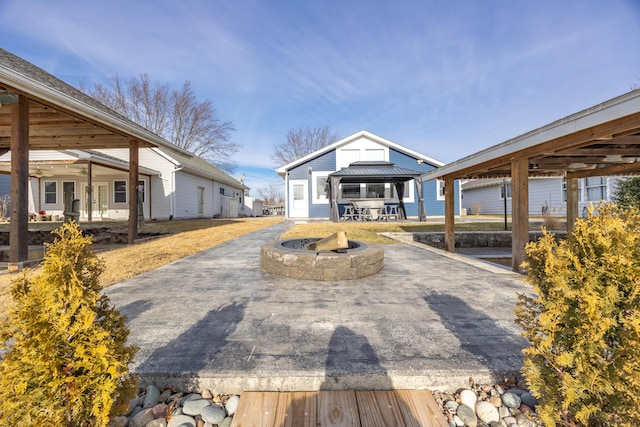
[[285, 145, 460, 219], [463, 177, 626, 216]]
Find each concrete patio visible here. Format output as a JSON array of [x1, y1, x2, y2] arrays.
[[103, 221, 532, 394]]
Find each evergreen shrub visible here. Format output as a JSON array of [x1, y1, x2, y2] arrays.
[[515, 204, 640, 426], [0, 222, 138, 426]]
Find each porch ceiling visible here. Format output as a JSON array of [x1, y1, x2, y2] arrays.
[[421, 90, 640, 181], [0, 98, 155, 150]]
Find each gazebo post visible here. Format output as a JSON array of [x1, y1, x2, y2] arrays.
[[444, 177, 455, 252], [511, 159, 529, 272]]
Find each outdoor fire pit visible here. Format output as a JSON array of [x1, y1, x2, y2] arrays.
[[260, 238, 384, 280]]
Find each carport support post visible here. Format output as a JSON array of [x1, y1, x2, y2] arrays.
[[444, 177, 455, 252], [128, 139, 139, 244], [9, 94, 29, 264], [511, 158, 529, 272], [565, 176, 578, 235]]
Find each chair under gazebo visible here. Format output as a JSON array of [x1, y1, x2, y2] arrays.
[[327, 161, 426, 222]]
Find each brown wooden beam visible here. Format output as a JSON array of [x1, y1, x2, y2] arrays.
[[511, 158, 529, 273], [9, 95, 29, 265], [567, 161, 640, 179], [128, 139, 139, 244], [444, 177, 455, 252], [566, 177, 578, 235]]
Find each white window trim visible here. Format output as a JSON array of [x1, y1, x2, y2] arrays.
[[436, 179, 445, 201], [44, 180, 57, 205], [311, 171, 330, 204], [114, 179, 128, 204]]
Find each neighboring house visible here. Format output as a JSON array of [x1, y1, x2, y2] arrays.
[[240, 196, 264, 217], [462, 176, 626, 216], [276, 130, 461, 219], [0, 146, 246, 220]]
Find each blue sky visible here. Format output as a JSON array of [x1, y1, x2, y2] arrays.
[[2, 0, 640, 196]]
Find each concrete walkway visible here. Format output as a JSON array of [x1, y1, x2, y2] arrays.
[[103, 221, 532, 394]]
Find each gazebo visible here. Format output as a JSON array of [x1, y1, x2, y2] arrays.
[[327, 161, 425, 222]]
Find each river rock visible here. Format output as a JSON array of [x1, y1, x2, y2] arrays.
[[459, 389, 478, 409], [167, 414, 197, 427], [516, 413, 536, 427], [219, 417, 233, 427], [146, 419, 168, 427], [502, 391, 521, 408], [144, 385, 162, 408], [456, 404, 477, 427], [183, 398, 212, 416], [225, 395, 240, 416], [520, 391, 538, 408], [159, 388, 173, 403], [201, 404, 226, 424], [201, 389, 213, 399], [129, 408, 155, 427], [476, 400, 499, 424]]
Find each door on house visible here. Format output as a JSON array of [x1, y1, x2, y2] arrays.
[[82, 183, 108, 219], [288, 180, 308, 218]]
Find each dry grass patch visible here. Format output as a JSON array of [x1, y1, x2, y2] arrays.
[[280, 220, 515, 243], [0, 217, 282, 315]]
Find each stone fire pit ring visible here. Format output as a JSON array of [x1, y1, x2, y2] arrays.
[[260, 238, 384, 281]]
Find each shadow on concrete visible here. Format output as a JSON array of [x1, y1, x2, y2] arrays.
[[114, 298, 154, 324], [274, 326, 419, 427], [136, 300, 248, 387], [423, 292, 527, 372]]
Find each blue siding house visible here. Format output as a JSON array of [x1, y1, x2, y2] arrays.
[[276, 130, 461, 219]]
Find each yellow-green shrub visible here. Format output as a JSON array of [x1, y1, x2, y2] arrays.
[[515, 204, 640, 426], [0, 222, 138, 427]]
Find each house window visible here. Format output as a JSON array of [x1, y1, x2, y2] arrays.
[[137, 180, 146, 203], [586, 177, 606, 201], [341, 183, 361, 199], [500, 182, 512, 199], [198, 187, 205, 214], [562, 178, 583, 203], [312, 172, 329, 204], [220, 188, 225, 195], [114, 180, 127, 203], [436, 180, 445, 201], [44, 181, 57, 204], [391, 181, 415, 202], [365, 183, 385, 198]]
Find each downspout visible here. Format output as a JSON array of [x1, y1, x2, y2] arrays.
[[170, 165, 183, 219]]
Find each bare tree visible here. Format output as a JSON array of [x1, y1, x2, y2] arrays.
[[84, 74, 239, 173], [257, 183, 284, 206], [271, 125, 340, 166]]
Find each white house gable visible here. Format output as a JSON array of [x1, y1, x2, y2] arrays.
[[335, 136, 388, 169]]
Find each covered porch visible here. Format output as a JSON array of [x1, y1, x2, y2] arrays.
[[0, 48, 192, 267], [421, 89, 640, 272]]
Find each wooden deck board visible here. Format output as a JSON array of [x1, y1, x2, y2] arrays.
[[230, 390, 448, 427]]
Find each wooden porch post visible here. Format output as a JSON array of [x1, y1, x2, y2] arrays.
[[444, 177, 455, 252], [87, 161, 92, 222], [9, 95, 29, 265], [511, 159, 529, 272], [565, 176, 578, 235], [128, 139, 139, 244]]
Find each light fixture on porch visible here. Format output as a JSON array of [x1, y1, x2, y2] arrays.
[[0, 92, 19, 106]]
